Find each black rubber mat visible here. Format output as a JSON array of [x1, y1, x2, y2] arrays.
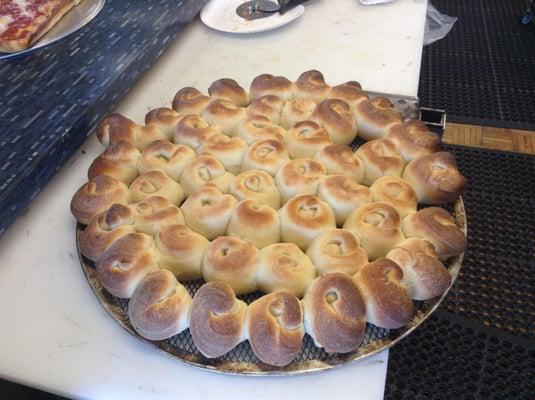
[[419, 0, 535, 130], [386, 145, 535, 399]]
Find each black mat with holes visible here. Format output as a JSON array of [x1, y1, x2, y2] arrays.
[[385, 145, 535, 399], [419, 0, 535, 130]]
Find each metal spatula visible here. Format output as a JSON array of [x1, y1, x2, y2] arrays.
[[236, 0, 309, 20]]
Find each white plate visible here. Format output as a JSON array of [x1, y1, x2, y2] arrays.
[[0, 0, 105, 60], [200, 0, 305, 34]]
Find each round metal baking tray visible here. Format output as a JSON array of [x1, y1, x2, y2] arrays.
[[0, 0, 105, 61], [76, 198, 466, 375]]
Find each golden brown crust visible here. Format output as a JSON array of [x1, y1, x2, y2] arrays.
[[79, 204, 136, 262], [402, 152, 466, 204], [294, 70, 330, 102], [173, 115, 221, 150], [138, 140, 196, 182], [236, 115, 286, 145], [96, 233, 159, 298], [317, 175, 373, 225], [71, 175, 130, 225], [227, 199, 281, 249], [306, 229, 368, 276], [189, 281, 247, 358], [179, 155, 234, 196], [285, 120, 332, 159], [258, 243, 316, 297], [198, 134, 247, 174], [369, 176, 418, 218], [343, 202, 405, 260], [280, 98, 317, 129], [202, 236, 259, 295], [249, 74, 294, 101], [180, 184, 237, 240], [172, 87, 211, 116], [132, 196, 185, 236], [201, 99, 248, 136], [279, 194, 336, 250], [144, 107, 184, 140], [311, 99, 357, 145], [96, 113, 139, 148], [386, 120, 440, 162], [386, 238, 452, 300], [241, 139, 290, 176], [88, 140, 141, 185], [327, 81, 369, 111], [356, 138, 405, 186], [313, 144, 365, 183], [246, 95, 284, 124], [303, 273, 366, 353], [129, 170, 184, 205], [229, 169, 281, 209], [209, 78, 249, 107], [128, 270, 192, 340], [275, 158, 327, 203], [246, 291, 305, 366], [354, 97, 403, 141], [353, 258, 414, 329], [402, 207, 467, 259]]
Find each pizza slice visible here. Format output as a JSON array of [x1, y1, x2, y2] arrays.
[[0, 0, 82, 53]]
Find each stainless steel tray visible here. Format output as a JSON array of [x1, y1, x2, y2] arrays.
[[0, 0, 105, 60], [75, 93, 466, 375]]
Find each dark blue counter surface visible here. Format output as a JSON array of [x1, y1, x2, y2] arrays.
[[0, 0, 206, 234]]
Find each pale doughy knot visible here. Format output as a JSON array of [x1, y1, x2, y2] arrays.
[[353, 258, 414, 329], [249, 73, 294, 101], [138, 140, 196, 181], [386, 238, 452, 300], [303, 272, 367, 353], [227, 198, 281, 249], [313, 144, 365, 183], [275, 158, 327, 203], [311, 98, 358, 145], [280, 98, 317, 129], [132, 196, 185, 236], [355, 138, 405, 186], [198, 134, 247, 174], [201, 236, 259, 295], [128, 270, 192, 340], [246, 291, 305, 366], [208, 78, 249, 107], [189, 281, 247, 358], [129, 170, 184, 205], [241, 139, 290, 176], [369, 176, 418, 218], [179, 155, 234, 196], [386, 120, 440, 162], [201, 99, 248, 136], [317, 175, 373, 225], [96, 232, 159, 299], [343, 202, 405, 260], [246, 95, 284, 125], [173, 114, 221, 150], [306, 228, 368, 276], [88, 140, 141, 185], [279, 193, 336, 250], [285, 120, 333, 159], [402, 207, 466, 259], [327, 81, 369, 111], [71, 175, 130, 225], [402, 152, 466, 204], [172, 87, 211, 116], [236, 115, 286, 145], [354, 97, 403, 141], [97, 113, 139, 148], [294, 70, 331, 102], [257, 242, 316, 297], [180, 184, 237, 240], [145, 107, 184, 140], [229, 169, 281, 209]]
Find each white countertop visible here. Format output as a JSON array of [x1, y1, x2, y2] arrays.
[[0, 0, 427, 398]]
